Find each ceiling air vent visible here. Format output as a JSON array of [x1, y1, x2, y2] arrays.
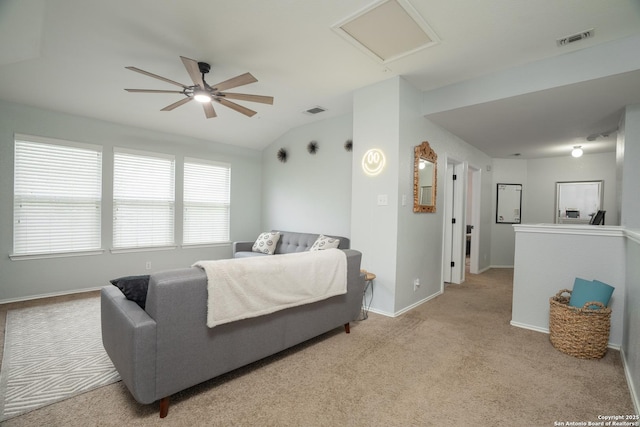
[[557, 29, 594, 47], [303, 106, 327, 115]]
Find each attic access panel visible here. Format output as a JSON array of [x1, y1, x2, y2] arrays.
[[332, 0, 440, 63]]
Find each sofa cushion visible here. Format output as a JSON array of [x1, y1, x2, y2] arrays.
[[110, 275, 150, 309], [252, 231, 281, 255], [309, 234, 341, 251]]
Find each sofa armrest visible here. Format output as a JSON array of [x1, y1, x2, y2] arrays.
[[101, 286, 157, 404], [342, 249, 366, 321], [232, 241, 254, 255]]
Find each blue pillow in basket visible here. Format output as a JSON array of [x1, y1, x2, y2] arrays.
[[568, 277, 614, 310]]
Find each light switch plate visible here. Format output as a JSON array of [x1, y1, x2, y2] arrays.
[[377, 194, 388, 206]]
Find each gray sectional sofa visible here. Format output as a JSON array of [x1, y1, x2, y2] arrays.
[[232, 230, 350, 257], [101, 231, 363, 418]]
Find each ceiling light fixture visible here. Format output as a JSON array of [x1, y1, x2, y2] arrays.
[[193, 90, 212, 103], [571, 146, 583, 158]]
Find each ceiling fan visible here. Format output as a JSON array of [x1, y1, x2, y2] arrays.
[[125, 56, 274, 119]]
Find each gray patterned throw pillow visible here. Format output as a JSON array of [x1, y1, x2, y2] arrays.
[[309, 234, 340, 251], [252, 231, 281, 254]]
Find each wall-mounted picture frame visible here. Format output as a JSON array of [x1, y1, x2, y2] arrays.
[[496, 183, 522, 224]]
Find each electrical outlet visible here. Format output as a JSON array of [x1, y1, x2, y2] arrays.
[[413, 278, 420, 291], [145, 261, 152, 270]]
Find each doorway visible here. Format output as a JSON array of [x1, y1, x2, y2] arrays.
[[467, 165, 481, 275]]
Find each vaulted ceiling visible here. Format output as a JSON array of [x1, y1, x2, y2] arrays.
[[1, 0, 639, 157]]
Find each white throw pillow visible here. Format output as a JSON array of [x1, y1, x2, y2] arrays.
[[309, 234, 340, 251], [252, 232, 281, 255]]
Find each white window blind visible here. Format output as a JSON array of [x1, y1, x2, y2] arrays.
[[183, 158, 231, 245], [13, 136, 102, 256], [113, 149, 175, 249]]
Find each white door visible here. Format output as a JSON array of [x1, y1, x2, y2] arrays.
[[443, 164, 454, 283], [443, 160, 465, 284], [467, 165, 481, 275]]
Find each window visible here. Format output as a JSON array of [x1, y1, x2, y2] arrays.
[[183, 158, 231, 245], [13, 135, 102, 257], [113, 149, 175, 249]]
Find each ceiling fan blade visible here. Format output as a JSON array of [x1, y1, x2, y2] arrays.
[[125, 89, 184, 94], [126, 66, 188, 89], [180, 56, 205, 89], [211, 72, 258, 92], [215, 97, 257, 117], [203, 102, 217, 119], [218, 92, 274, 105], [161, 96, 193, 111]]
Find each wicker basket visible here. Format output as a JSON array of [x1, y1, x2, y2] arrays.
[[549, 289, 611, 359]]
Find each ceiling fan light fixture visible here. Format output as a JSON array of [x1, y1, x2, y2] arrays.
[[571, 146, 583, 158], [194, 90, 212, 103], [125, 56, 271, 118]]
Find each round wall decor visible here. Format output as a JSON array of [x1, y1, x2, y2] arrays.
[[277, 148, 288, 163]]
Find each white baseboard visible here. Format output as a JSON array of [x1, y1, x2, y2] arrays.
[[394, 291, 442, 317], [510, 320, 621, 350], [510, 320, 549, 334], [490, 264, 515, 269], [0, 286, 102, 305], [621, 347, 640, 416], [364, 306, 394, 317], [364, 291, 443, 318]]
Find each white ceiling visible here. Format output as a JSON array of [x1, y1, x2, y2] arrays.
[[1, 0, 639, 157]]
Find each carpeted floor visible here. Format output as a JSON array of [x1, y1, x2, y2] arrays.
[[0, 268, 634, 426]]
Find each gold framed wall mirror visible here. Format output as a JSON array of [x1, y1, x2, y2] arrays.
[[413, 141, 437, 213]]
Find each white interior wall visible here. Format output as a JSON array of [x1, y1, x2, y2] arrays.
[[260, 114, 353, 237], [349, 76, 494, 316], [490, 153, 617, 268], [512, 225, 626, 346], [350, 77, 401, 315], [395, 78, 444, 313], [525, 153, 618, 225], [620, 104, 640, 229], [422, 35, 640, 117], [620, 104, 640, 413], [624, 232, 640, 414], [491, 159, 527, 267]]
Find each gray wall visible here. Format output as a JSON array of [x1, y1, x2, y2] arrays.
[[490, 152, 618, 267], [491, 159, 527, 267], [350, 76, 493, 316], [259, 76, 495, 316], [525, 153, 618, 225], [261, 114, 353, 237], [620, 104, 640, 413], [624, 232, 640, 414], [620, 105, 640, 229], [0, 100, 262, 302]]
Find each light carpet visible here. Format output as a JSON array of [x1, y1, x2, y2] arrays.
[[0, 297, 120, 421], [1, 270, 635, 426]]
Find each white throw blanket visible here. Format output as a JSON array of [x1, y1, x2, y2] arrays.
[[193, 249, 347, 328]]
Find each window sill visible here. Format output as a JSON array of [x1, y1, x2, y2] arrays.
[[110, 246, 177, 254], [181, 242, 231, 249], [10, 249, 105, 261]]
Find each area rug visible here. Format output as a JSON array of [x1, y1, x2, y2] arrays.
[[0, 297, 121, 421]]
